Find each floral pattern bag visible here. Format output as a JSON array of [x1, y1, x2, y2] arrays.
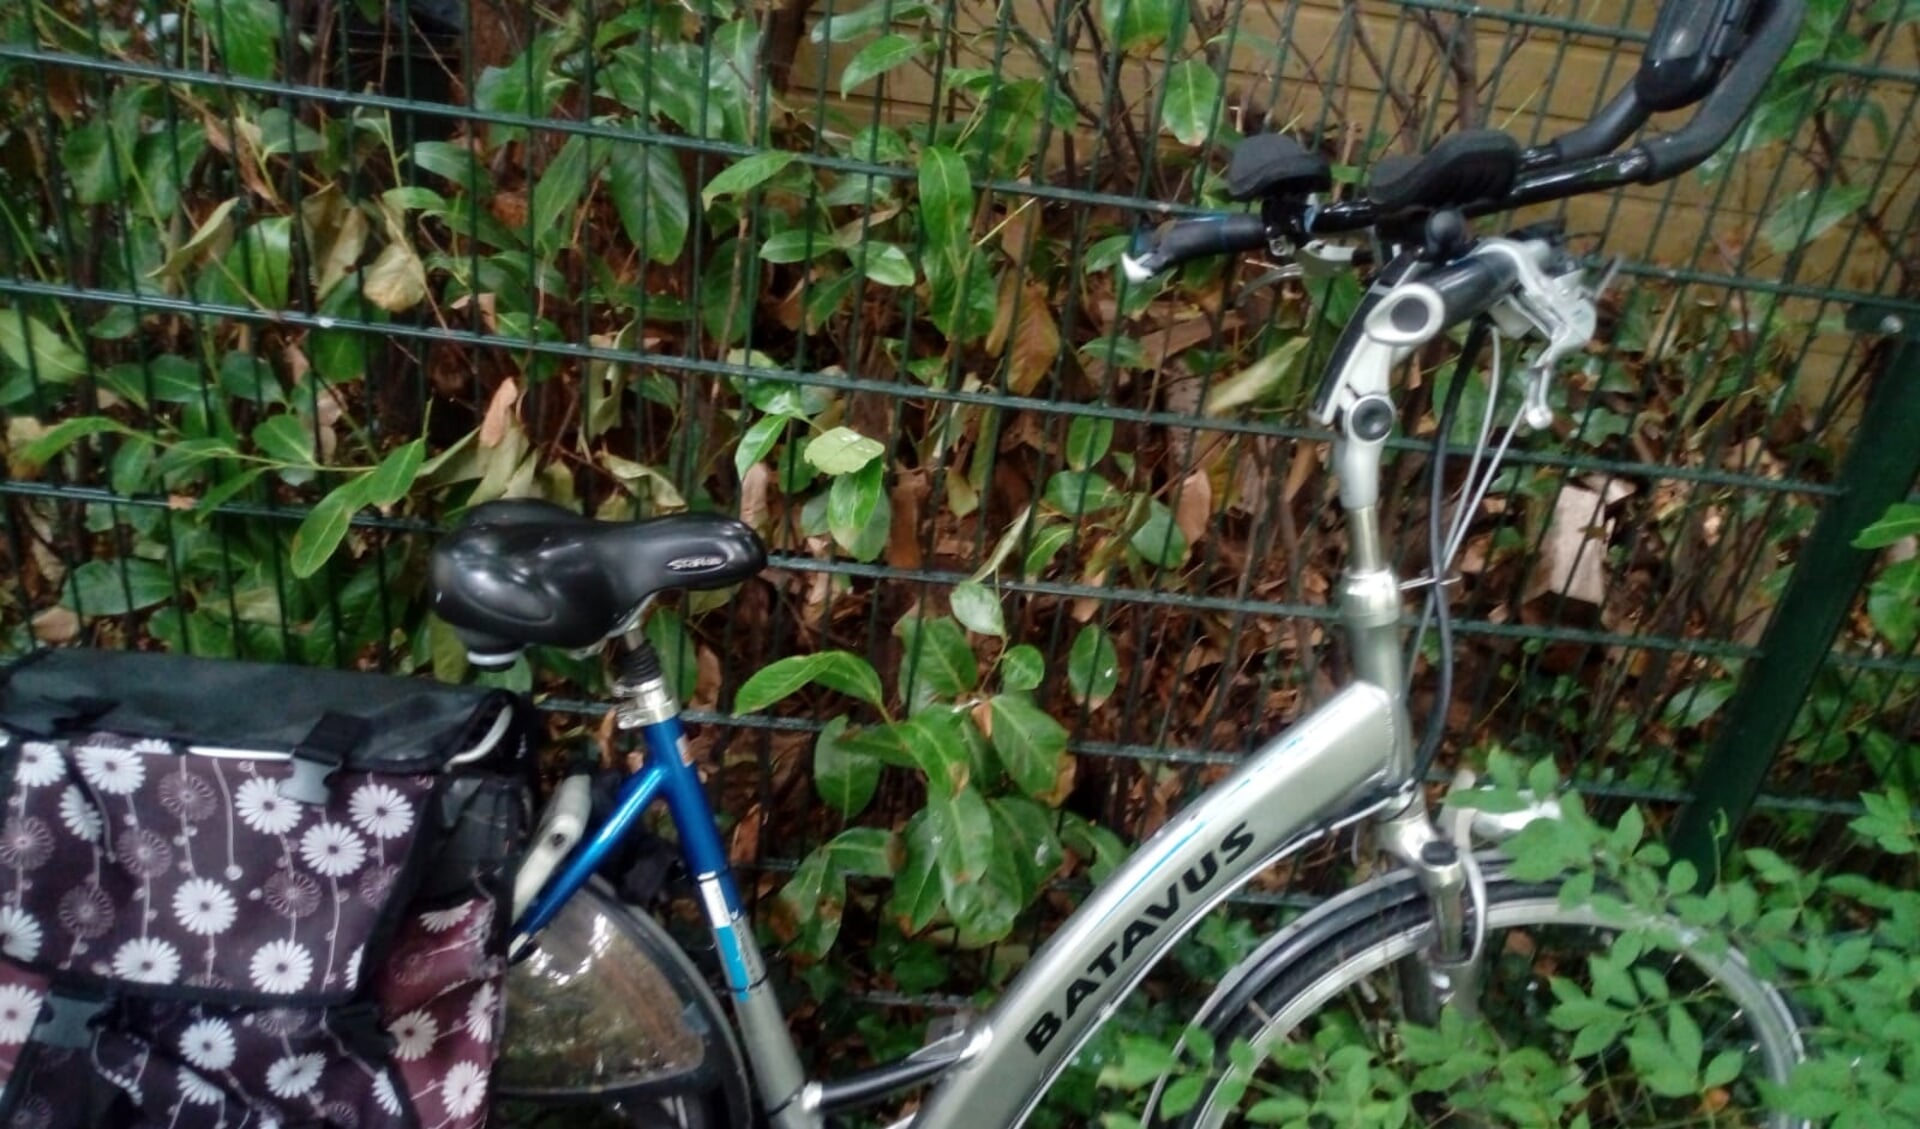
[[0, 649, 534, 1129]]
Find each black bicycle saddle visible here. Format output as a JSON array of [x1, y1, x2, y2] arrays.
[[430, 499, 766, 667]]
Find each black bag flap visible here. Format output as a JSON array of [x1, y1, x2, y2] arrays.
[[0, 649, 524, 773]]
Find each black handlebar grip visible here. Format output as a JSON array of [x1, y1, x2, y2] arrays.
[[1123, 214, 1270, 281], [1639, 0, 1804, 181], [1423, 253, 1523, 327]]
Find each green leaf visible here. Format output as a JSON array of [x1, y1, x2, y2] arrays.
[[1856, 502, 1920, 548], [741, 374, 835, 416], [702, 150, 797, 209], [949, 581, 1005, 637], [1244, 1095, 1311, 1123], [532, 135, 600, 253], [19, 416, 139, 469], [1068, 624, 1120, 706], [1043, 471, 1124, 515], [1610, 803, 1646, 855], [1205, 335, 1310, 415], [105, 355, 209, 406], [805, 426, 886, 475], [1867, 558, 1920, 650], [254, 107, 326, 156], [734, 414, 789, 479], [928, 782, 995, 896], [1625, 1029, 1699, 1099], [895, 614, 978, 701], [1022, 523, 1076, 577], [1000, 643, 1044, 691], [1701, 1048, 1745, 1091], [236, 217, 293, 309], [289, 477, 369, 578], [1159, 1075, 1206, 1118], [643, 606, 697, 702], [192, 0, 282, 80], [1568, 1012, 1627, 1059], [605, 144, 689, 265], [409, 140, 492, 193], [1065, 416, 1115, 471], [66, 558, 175, 616], [362, 438, 426, 506], [988, 795, 1064, 896], [1130, 501, 1189, 568], [828, 460, 890, 561], [0, 308, 87, 382], [989, 693, 1068, 798], [888, 811, 944, 933], [926, 251, 996, 343], [846, 710, 973, 796], [812, 0, 931, 43], [1161, 59, 1221, 146], [1061, 812, 1128, 883], [1667, 1002, 1704, 1074], [814, 715, 882, 819], [918, 146, 973, 269], [61, 122, 119, 205], [251, 415, 314, 467], [858, 243, 916, 287], [734, 651, 885, 713], [759, 228, 836, 264], [1760, 183, 1872, 253], [826, 826, 900, 879], [1101, 0, 1177, 53], [842, 33, 925, 93], [777, 845, 846, 957]]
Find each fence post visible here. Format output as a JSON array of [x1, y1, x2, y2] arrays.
[[1670, 309, 1920, 875]]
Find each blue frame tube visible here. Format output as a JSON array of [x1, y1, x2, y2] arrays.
[[511, 715, 744, 940], [513, 759, 666, 939]]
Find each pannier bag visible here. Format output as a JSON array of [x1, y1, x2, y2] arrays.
[[0, 648, 534, 1129]]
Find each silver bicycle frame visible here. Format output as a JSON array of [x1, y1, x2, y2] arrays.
[[897, 263, 1495, 1127], [670, 248, 1531, 1126], [904, 418, 1419, 1127], [905, 684, 1403, 1128]]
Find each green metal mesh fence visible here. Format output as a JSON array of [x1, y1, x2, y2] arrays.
[[1, 0, 1917, 997]]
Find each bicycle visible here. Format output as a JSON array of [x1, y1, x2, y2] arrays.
[[426, 1, 1811, 1124]]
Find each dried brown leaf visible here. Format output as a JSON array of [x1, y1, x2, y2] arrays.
[[362, 239, 428, 312], [739, 461, 773, 534], [730, 805, 764, 865], [1009, 287, 1061, 395], [311, 204, 369, 301], [693, 645, 723, 711], [480, 378, 520, 449], [887, 470, 929, 570], [1173, 470, 1212, 547], [31, 607, 78, 644]]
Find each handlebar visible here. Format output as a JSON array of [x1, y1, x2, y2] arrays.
[[1410, 254, 1524, 328], [1122, 0, 1804, 280], [1121, 214, 1268, 284]]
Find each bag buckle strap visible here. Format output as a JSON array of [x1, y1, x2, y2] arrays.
[[33, 989, 109, 1048], [284, 712, 370, 805], [326, 1001, 397, 1062]]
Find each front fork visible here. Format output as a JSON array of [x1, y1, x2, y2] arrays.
[[1374, 781, 1567, 1026], [1376, 803, 1483, 1026]]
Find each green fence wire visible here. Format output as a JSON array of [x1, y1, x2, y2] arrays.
[[2, 0, 1917, 1004]]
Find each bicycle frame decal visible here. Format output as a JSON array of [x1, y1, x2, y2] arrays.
[[908, 682, 1401, 1129], [1023, 818, 1256, 1053]]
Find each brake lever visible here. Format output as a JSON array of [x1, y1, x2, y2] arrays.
[[1491, 250, 1606, 431]]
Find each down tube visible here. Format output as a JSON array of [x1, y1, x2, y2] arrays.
[[911, 682, 1400, 1129]]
